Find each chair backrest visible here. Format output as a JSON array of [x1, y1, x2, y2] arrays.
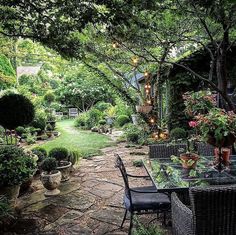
[[196, 142, 215, 156], [69, 108, 78, 117], [115, 154, 132, 202], [189, 185, 236, 235], [149, 143, 187, 159]]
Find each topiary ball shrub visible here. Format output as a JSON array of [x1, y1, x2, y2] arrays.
[[41, 157, 57, 174], [48, 147, 69, 163], [117, 115, 130, 127], [15, 126, 26, 136], [0, 145, 36, 187], [170, 127, 187, 140], [98, 119, 106, 125], [0, 94, 35, 130], [32, 147, 47, 163]]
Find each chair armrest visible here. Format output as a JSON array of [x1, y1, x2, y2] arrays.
[[171, 193, 194, 235], [130, 188, 157, 193], [126, 173, 151, 179]]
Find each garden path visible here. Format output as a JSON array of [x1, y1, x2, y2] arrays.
[[9, 129, 169, 235]]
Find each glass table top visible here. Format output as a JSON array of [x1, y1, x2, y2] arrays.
[[144, 155, 236, 192]]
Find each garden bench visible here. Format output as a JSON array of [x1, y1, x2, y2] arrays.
[[55, 112, 63, 119], [68, 108, 78, 118]]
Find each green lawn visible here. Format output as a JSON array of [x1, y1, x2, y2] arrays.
[[36, 119, 114, 158]]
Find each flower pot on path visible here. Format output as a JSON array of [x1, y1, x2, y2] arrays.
[[0, 185, 20, 208], [56, 161, 72, 182], [41, 170, 61, 196]]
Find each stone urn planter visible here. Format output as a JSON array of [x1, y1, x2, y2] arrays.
[[0, 185, 20, 208], [56, 161, 72, 182], [41, 170, 62, 196]]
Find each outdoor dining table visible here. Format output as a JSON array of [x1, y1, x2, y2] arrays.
[[143, 155, 236, 194]]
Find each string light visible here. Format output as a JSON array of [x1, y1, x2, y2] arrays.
[[150, 117, 155, 124], [144, 71, 149, 77], [112, 42, 119, 48], [132, 57, 139, 65]]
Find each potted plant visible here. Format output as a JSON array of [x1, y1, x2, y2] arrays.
[[45, 123, 53, 137], [179, 138, 199, 169], [48, 147, 72, 182], [0, 145, 36, 207], [193, 108, 236, 147], [40, 157, 61, 196], [105, 106, 116, 126]]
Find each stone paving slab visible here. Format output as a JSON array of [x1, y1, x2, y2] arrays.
[[7, 130, 171, 235]]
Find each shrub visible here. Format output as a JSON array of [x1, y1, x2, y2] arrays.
[[0, 196, 13, 226], [43, 91, 55, 104], [32, 147, 47, 162], [95, 102, 112, 112], [117, 115, 130, 127], [26, 133, 37, 145], [124, 124, 142, 143], [98, 119, 106, 125], [170, 127, 187, 140], [68, 150, 81, 165], [0, 94, 35, 130], [88, 108, 102, 127], [75, 112, 89, 128], [31, 116, 46, 132], [0, 146, 36, 187], [45, 123, 53, 131], [15, 126, 25, 136], [41, 157, 57, 173], [48, 147, 69, 162]]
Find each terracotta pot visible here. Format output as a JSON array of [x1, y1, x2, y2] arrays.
[[41, 170, 61, 196], [180, 153, 199, 169], [135, 105, 153, 114], [0, 185, 20, 208], [207, 133, 235, 147], [214, 148, 231, 166], [56, 161, 72, 182]]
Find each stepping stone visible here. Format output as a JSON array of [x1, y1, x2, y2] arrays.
[[90, 208, 124, 226]]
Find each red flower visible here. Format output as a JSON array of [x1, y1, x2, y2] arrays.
[[189, 121, 197, 128]]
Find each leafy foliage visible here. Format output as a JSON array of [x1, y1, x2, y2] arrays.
[[116, 115, 130, 127], [41, 157, 57, 173], [48, 147, 69, 162], [0, 146, 36, 187], [170, 127, 187, 140]]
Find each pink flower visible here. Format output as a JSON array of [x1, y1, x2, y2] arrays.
[[189, 121, 197, 128]]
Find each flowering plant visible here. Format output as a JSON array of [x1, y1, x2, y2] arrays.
[[190, 108, 236, 147], [183, 90, 217, 116]]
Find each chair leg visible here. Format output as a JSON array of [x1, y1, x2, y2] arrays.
[[120, 209, 127, 228], [128, 213, 133, 235]]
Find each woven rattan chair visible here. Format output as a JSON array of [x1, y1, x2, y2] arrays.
[[149, 143, 187, 159], [196, 142, 215, 156], [115, 154, 170, 235], [171, 185, 236, 235]]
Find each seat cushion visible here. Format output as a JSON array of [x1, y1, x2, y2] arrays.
[[124, 186, 170, 212]]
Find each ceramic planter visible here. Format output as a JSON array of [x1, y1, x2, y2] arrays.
[[214, 148, 231, 166], [131, 114, 139, 125], [56, 161, 72, 182], [180, 153, 199, 169], [0, 185, 20, 208], [41, 170, 61, 196], [135, 105, 153, 114]]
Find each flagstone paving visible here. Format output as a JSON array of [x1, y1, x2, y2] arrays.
[[6, 131, 170, 235]]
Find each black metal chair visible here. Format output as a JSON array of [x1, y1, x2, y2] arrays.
[[115, 154, 170, 235]]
